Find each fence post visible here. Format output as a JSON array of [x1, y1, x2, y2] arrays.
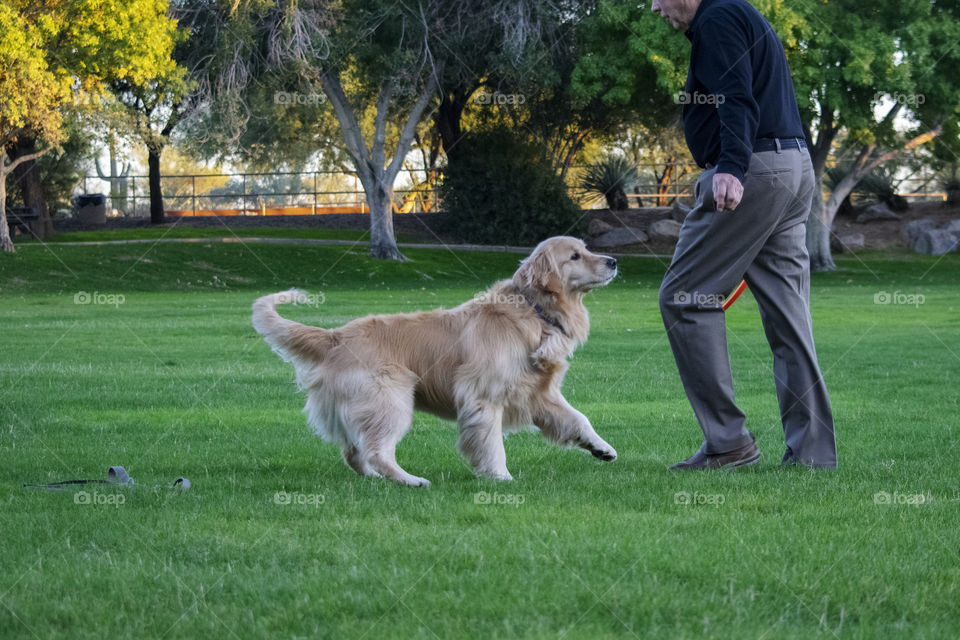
[[314, 172, 318, 215], [192, 175, 197, 216], [242, 173, 246, 216]]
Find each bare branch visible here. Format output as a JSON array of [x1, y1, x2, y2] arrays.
[[1, 147, 51, 177]]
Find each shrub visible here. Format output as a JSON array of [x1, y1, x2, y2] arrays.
[[439, 129, 586, 245], [580, 155, 639, 210], [939, 164, 960, 205]]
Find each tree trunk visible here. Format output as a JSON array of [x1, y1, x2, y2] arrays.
[[1, 143, 50, 253], [805, 177, 836, 272], [366, 181, 405, 260], [0, 172, 13, 253], [656, 159, 676, 207], [436, 87, 471, 165], [148, 146, 165, 224], [11, 137, 52, 239], [320, 64, 442, 260], [804, 123, 940, 272], [804, 120, 838, 272]]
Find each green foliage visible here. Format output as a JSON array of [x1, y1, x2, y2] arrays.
[[0, 0, 182, 147], [440, 128, 586, 245], [570, 0, 688, 129], [580, 155, 639, 210]]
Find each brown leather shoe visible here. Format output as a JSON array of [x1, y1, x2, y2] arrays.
[[669, 440, 761, 470]]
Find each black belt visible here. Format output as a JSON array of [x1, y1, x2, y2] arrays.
[[754, 137, 806, 152], [703, 137, 807, 169]]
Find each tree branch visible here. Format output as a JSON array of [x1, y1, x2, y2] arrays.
[[1, 147, 51, 177], [386, 61, 444, 180], [372, 78, 395, 171], [321, 70, 374, 182]]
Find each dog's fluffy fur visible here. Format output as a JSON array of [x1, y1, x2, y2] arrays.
[[252, 236, 618, 486]]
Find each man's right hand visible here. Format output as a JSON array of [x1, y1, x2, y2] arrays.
[[712, 172, 744, 211]]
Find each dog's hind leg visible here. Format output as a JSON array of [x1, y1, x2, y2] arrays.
[[341, 444, 380, 477], [457, 403, 512, 480], [534, 395, 618, 462], [347, 368, 430, 487]]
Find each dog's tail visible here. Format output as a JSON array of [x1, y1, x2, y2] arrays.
[[252, 289, 337, 363]]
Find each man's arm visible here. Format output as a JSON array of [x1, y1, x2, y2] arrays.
[[694, 8, 761, 210]]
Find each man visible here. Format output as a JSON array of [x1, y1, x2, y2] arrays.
[[651, 0, 837, 469]]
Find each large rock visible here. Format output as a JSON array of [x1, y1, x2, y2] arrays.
[[649, 219, 683, 240], [912, 228, 959, 255], [590, 227, 649, 248], [831, 232, 865, 253], [856, 202, 900, 224], [670, 201, 692, 223], [901, 218, 937, 244], [588, 218, 614, 236], [944, 219, 960, 235]]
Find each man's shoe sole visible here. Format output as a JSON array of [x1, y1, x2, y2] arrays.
[[669, 450, 762, 471], [722, 451, 761, 469]]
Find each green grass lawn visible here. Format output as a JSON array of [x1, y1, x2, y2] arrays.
[[1, 236, 958, 639]]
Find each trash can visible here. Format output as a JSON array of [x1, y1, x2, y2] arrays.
[[77, 193, 107, 226]]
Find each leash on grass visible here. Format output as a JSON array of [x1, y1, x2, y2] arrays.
[[22, 466, 190, 491]]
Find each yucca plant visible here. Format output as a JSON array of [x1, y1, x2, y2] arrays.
[[580, 156, 639, 211]]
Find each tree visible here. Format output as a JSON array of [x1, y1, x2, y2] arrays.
[[0, 0, 181, 252], [569, 0, 960, 270], [108, 0, 224, 224], [201, 0, 580, 259], [787, 0, 960, 270], [198, 0, 444, 260]]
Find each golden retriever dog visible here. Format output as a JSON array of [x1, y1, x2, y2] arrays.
[[252, 236, 618, 486]]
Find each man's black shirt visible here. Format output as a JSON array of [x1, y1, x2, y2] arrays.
[[682, 0, 805, 182]]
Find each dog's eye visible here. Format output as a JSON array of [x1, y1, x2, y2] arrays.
[[571, 252, 581, 261]]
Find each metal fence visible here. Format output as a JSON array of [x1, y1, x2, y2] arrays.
[[80, 168, 441, 217], [80, 162, 948, 218]]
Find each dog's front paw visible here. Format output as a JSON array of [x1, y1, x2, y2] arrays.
[[409, 476, 432, 487], [587, 444, 617, 462]]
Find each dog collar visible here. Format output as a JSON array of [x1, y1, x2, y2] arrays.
[[512, 285, 567, 336]]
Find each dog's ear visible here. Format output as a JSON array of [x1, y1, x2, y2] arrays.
[[516, 248, 562, 295]]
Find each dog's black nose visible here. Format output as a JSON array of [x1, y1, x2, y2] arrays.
[[606, 257, 617, 269]]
